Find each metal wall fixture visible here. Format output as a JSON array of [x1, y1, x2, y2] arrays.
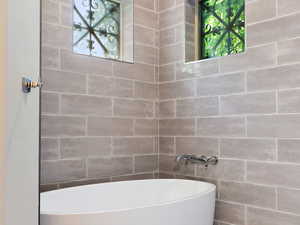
[[22, 77, 43, 93], [175, 154, 218, 168]]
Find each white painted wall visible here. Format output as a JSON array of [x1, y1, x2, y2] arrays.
[[0, 0, 7, 223], [1, 0, 40, 224]]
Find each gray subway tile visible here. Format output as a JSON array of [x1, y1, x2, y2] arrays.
[[134, 155, 158, 173], [159, 0, 176, 12], [197, 117, 245, 137], [113, 62, 155, 82], [176, 137, 218, 156], [41, 138, 59, 160], [159, 101, 175, 118], [247, 161, 300, 188], [61, 50, 113, 76], [215, 201, 245, 225], [197, 159, 245, 182], [88, 76, 133, 98], [134, 82, 157, 99], [134, 44, 157, 65], [159, 43, 184, 65], [278, 139, 300, 163], [43, 69, 87, 94], [278, 0, 300, 16], [247, 207, 300, 225], [278, 188, 300, 214], [42, 23, 72, 49], [197, 73, 245, 96], [159, 154, 176, 173], [42, 0, 59, 23], [60, 3, 72, 27], [113, 137, 155, 155], [220, 138, 275, 161], [41, 115, 86, 137], [278, 38, 300, 64], [41, 159, 86, 184], [247, 13, 300, 47], [159, 154, 194, 176], [248, 64, 300, 91], [177, 97, 219, 117], [219, 44, 276, 72], [134, 6, 157, 29], [220, 92, 276, 115], [87, 117, 133, 136], [160, 80, 196, 99], [61, 137, 111, 158], [159, 119, 195, 136], [159, 64, 176, 82], [159, 137, 175, 154], [219, 181, 276, 208], [159, 5, 183, 29], [87, 157, 133, 179], [279, 89, 300, 113], [135, 25, 156, 46], [159, 27, 176, 47], [61, 95, 112, 116], [248, 115, 300, 138], [246, 0, 276, 24], [113, 99, 154, 118], [41, 92, 59, 114], [134, 119, 157, 136], [176, 59, 219, 80], [41, 46, 59, 70]]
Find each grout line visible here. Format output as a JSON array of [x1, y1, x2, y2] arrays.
[[245, 205, 248, 225], [275, 90, 279, 114], [245, 116, 248, 137], [275, 187, 279, 210], [275, 0, 279, 17], [275, 138, 279, 161]]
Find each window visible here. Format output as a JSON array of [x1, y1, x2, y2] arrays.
[[197, 0, 245, 59], [73, 0, 121, 60]]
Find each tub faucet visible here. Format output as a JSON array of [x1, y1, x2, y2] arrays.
[[175, 154, 218, 167]]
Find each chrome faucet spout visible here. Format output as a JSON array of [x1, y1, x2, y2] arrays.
[[175, 154, 218, 167]]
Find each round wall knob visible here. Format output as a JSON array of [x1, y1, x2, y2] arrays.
[[22, 77, 43, 93]]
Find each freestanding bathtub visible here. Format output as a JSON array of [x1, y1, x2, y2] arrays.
[[40, 179, 216, 225]]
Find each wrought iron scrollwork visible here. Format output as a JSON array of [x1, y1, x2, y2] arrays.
[[73, 0, 120, 59], [199, 0, 245, 59]]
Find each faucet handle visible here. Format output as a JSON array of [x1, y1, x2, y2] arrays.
[[207, 156, 218, 165]]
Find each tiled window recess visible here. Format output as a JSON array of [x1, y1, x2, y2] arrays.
[[72, 0, 134, 62], [42, 0, 300, 224], [73, 0, 121, 59], [186, 0, 245, 61]]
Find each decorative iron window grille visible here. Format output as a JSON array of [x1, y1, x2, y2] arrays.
[[73, 0, 121, 59], [197, 0, 245, 59]]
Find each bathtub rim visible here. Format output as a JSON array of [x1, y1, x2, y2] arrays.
[[40, 179, 216, 216]]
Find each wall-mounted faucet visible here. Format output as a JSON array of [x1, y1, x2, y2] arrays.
[[175, 154, 218, 168]]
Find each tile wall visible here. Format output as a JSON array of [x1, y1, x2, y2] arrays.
[[158, 0, 300, 224], [41, 0, 300, 224], [40, 0, 159, 191]]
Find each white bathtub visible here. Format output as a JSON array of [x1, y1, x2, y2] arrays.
[[40, 179, 216, 225]]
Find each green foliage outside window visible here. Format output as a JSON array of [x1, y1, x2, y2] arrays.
[[199, 0, 245, 59]]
